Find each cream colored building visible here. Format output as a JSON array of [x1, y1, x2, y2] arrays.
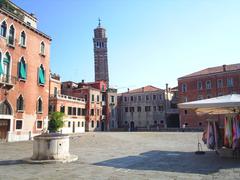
[[118, 86, 166, 130]]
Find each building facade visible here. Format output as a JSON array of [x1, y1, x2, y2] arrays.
[[49, 74, 86, 134], [178, 64, 240, 128], [0, 1, 51, 141], [117, 86, 166, 130], [62, 81, 102, 132], [61, 80, 118, 131], [93, 20, 109, 85]]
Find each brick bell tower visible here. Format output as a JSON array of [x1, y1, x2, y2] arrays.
[[93, 19, 109, 86]]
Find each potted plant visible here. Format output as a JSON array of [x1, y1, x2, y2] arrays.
[[48, 111, 64, 133]]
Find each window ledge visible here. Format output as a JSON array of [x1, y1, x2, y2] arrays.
[[17, 110, 24, 113], [38, 83, 45, 87], [19, 78, 26, 82], [7, 43, 15, 48], [37, 112, 43, 114], [39, 53, 46, 57], [19, 44, 26, 48]]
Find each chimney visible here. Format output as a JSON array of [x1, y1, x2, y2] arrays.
[[127, 88, 129, 93], [82, 79, 85, 83], [166, 83, 169, 92], [142, 87, 144, 92], [223, 64, 226, 72]]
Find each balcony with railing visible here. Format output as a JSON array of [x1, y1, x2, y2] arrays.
[[50, 94, 85, 103], [0, 75, 17, 89], [0, 1, 25, 21]]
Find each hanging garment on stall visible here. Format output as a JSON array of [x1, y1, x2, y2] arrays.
[[232, 114, 240, 149], [207, 121, 216, 150], [224, 116, 233, 148]]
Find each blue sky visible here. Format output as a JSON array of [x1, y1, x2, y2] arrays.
[[12, 0, 240, 92]]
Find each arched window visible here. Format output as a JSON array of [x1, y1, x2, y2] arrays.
[[2, 52, 11, 83], [40, 41, 45, 55], [20, 31, 26, 46], [0, 21, 7, 37], [17, 95, 24, 111], [8, 25, 15, 45], [37, 97, 43, 113], [18, 57, 27, 80], [38, 64, 45, 85], [0, 100, 12, 115]]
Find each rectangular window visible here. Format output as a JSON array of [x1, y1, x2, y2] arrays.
[[227, 78, 234, 87], [145, 106, 151, 112], [153, 95, 156, 100], [217, 79, 223, 88], [130, 107, 134, 112], [73, 107, 76, 115], [146, 95, 149, 101], [37, 121, 43, 129], [111, 96, 114, 103], [16, 120, 23, 130], [159, 94, 162, 100], [124, 97, 127, 102], [68, 121, 71, 127], [197, 81, 202, 90], [158, 105, 164, 112], [91, 95, 94, 102], [84, 95, 88, 101], [182, 83, 187, 92], [125, 107, 128, 112], [82, 121, 84, 127], [60, 106, 65, 113], [137, 106, 141, 112], [97, 95, 100, 102], [54, 87, 57, 97], [82, 109, 86, 116], [78, 121, 80, 127], [138, 96, 141, 101], [91, 109, 94, 116], [153, 106, 156, 111], [77, 108, 81, 116], [130, 96, 134, 101], [206, 80, 211, 89], [68, 107, 72, 115]]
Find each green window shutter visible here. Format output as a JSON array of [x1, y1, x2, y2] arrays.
[[39, 67, 45, 84], [19, 61, 26, 79], [3, 57, 9, 63], [0, 59, 4, 75]]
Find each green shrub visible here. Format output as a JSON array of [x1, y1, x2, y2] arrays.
[[48, 112, 64, 133]]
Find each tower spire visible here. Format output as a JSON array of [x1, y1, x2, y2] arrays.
[[98, 18, 101, 27]]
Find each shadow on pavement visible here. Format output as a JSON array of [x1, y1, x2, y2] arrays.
[[94, 150, 240, 174], [0, 160, 27, 166]]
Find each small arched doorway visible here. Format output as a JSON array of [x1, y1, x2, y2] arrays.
[[130, 121, 135, 131], [0, 100, 12, 140]]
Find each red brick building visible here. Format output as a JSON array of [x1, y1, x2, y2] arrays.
[[0, 1, 51, 141], [178, 63, 240, 128], [61, 80, 118, 131], [62, 81, 103, 131]]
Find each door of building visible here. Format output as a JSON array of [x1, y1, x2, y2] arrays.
[[0, 119, 9, 140], [101, 121, 105, 131], [130, 121, 135, 131]]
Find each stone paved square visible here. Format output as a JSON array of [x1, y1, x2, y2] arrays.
[[0, 132, 240, 180]]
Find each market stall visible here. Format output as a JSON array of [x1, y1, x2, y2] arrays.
[[178, 94, 240, 158]]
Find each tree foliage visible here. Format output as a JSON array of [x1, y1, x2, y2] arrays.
[[48, 112, 64, 132]]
